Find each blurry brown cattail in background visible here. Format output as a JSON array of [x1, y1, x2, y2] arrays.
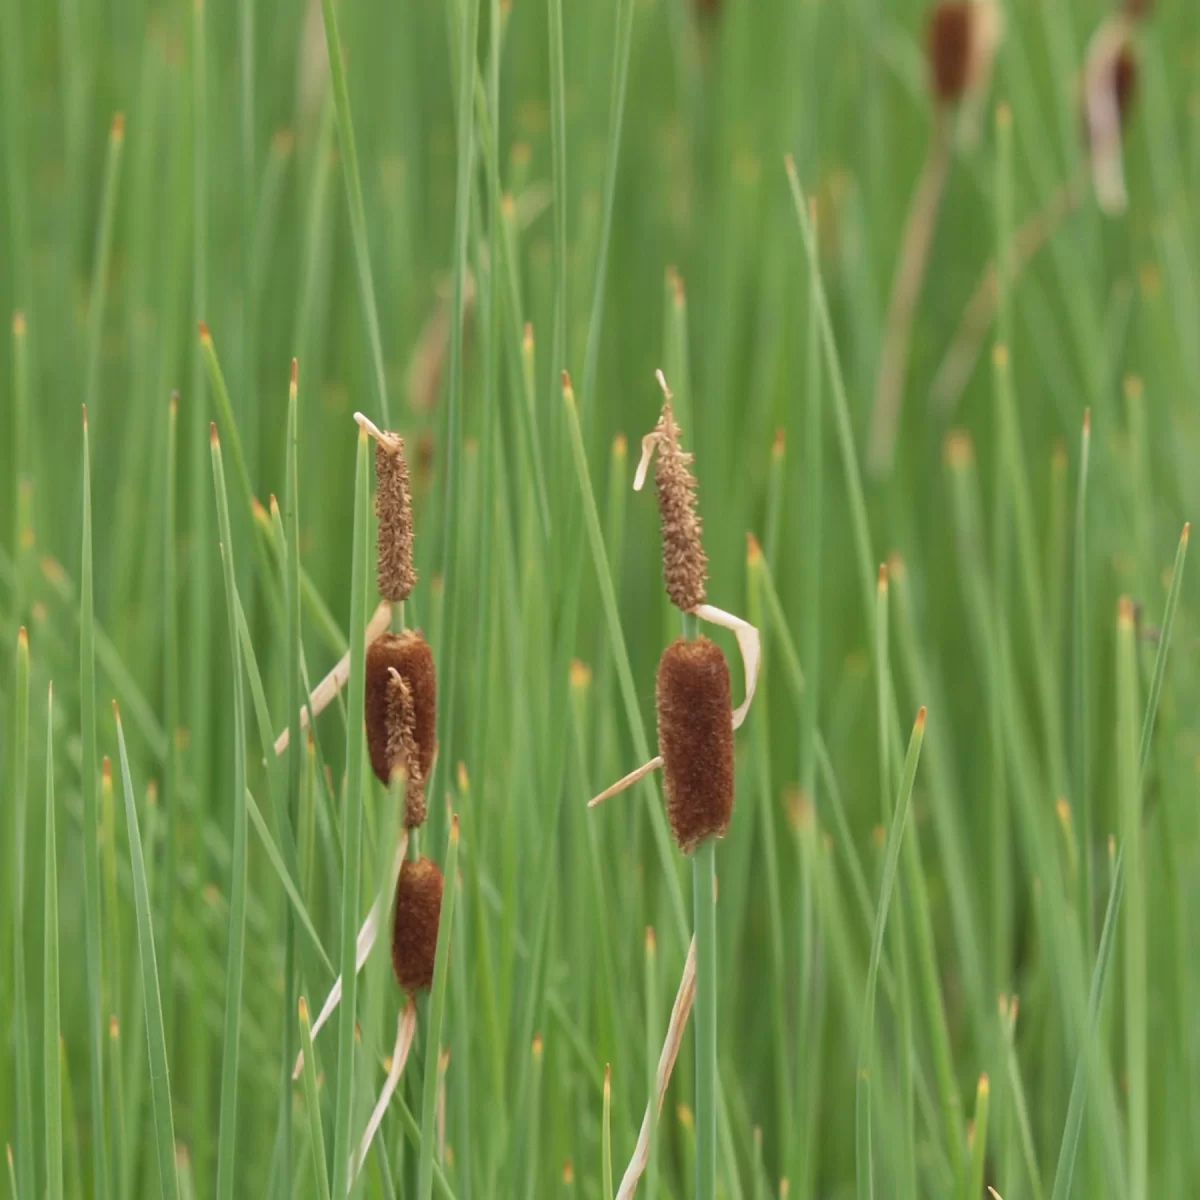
[[391, 856, 444, 993], [651, 401, 708, 613], [927, 1, 999, 105], [375, 436, 417, 603], [656, 637, 734, 853], [366, 632, 437, 824], [1083, 18, 1139, 213]]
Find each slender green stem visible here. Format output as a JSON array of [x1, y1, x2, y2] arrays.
[[44, 684, 63, 1200], [316, 0, 391, 425], [83, 115, 125, 425], [211, 428, 250, 1200], [857, 709, 927, 1200], [967, 1076, 990, 1200], [298, 998, 333, 1200], [331, 428, 372, 1198], [80, 411, 111, 1200], [602, 1065, 614, 1200], [113, 705, 180, 1200], [693, 839, 717, 1200]]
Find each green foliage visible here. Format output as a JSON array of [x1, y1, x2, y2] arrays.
[[2, 0, 1198, 1196]]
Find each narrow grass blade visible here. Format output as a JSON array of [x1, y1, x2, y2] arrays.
[[44, 683, 63, 1200], [784, 158, 875, 620], [418, 816, 461, 1200], [856, 708, 927, 1200], [603, 1065, 614, 1200], [162, 394, 181, 1062], [298, 998, 333, 1200], [644, 928, 659, 1200], [432, 0, 480, 807], [316, 0, 391, 424], [331, 426, 372, 1198], [211, 427, 250, 1200], [1117, 597, 1145, 1200], [113, 703, 180, 1200], [83, 114, 125, 421], [967, 1075, 990, 1200], [1051, 524, 1189, 1200], [80, 409, 111, 1200]]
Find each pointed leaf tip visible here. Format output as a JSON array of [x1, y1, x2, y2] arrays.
[[111, 112, 125, 140], [209, 422, 219, 446], [17, 626, 27, 647], [1183, 522, 1190, 543], [198, 320, 209, 340], [746, 532, 762, 564], [112, 699, 121, 721], [1083, 407, 1091, 435], [878, 562, 888, 588], [915, 706, 927, 728], [290, 358, 298, 387]]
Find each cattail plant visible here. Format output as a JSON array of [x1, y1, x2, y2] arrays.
[[345, 855, 446, 1181], [868, 0, 1001, 475], [930, 5, 1148, 415], [592, 370, 760, 1200], [292, 414, 439, 1079]]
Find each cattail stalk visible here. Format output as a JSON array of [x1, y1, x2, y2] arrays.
[[617, 938, 697, 1199]]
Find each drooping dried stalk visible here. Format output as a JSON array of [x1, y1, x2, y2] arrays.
[[349, 1001, 418, 1181], [616, 938, 698, 1200]]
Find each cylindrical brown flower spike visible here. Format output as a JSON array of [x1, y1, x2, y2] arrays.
[[391, 856, 443, 993], [365, 632, 437, 827], [653, 402, 708, 613], [375, 435, 417, 603], [656, 637, 734, 853]]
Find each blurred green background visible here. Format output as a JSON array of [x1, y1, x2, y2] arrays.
[[2, 0, 1199, 1196]]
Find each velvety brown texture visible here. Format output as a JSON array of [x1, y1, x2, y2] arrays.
[[391, 856, 443, 993], [376, 439, 417, 602], [386, 670, 428, 829], [653, 403, 708, 613], [365, 633, 437, 800], [928, 2, 973, 102], [656, 636, 735, 854]]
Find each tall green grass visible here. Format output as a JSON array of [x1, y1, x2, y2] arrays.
[[3, 0, 1198, 1196]]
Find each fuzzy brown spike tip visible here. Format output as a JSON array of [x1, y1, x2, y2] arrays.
[[375, 437, 417, 602], [656, 636, 734, 853], [391, 856, 443, 993], [365, 633, 437, 823], [654, 403, 708, 612], [386, 669, 428, 828]]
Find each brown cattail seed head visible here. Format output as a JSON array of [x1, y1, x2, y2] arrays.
[[365, 633, 437, 821], [653, 403, 708, 612], [375, 437, 417, 602], [928, 2, 973, 101], [386, 669, 427, 828], [391, 856, 443, 993], [927, 1, 997, 104], [1113, 46, 1137, 124], [656, 637, 734, 853]]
